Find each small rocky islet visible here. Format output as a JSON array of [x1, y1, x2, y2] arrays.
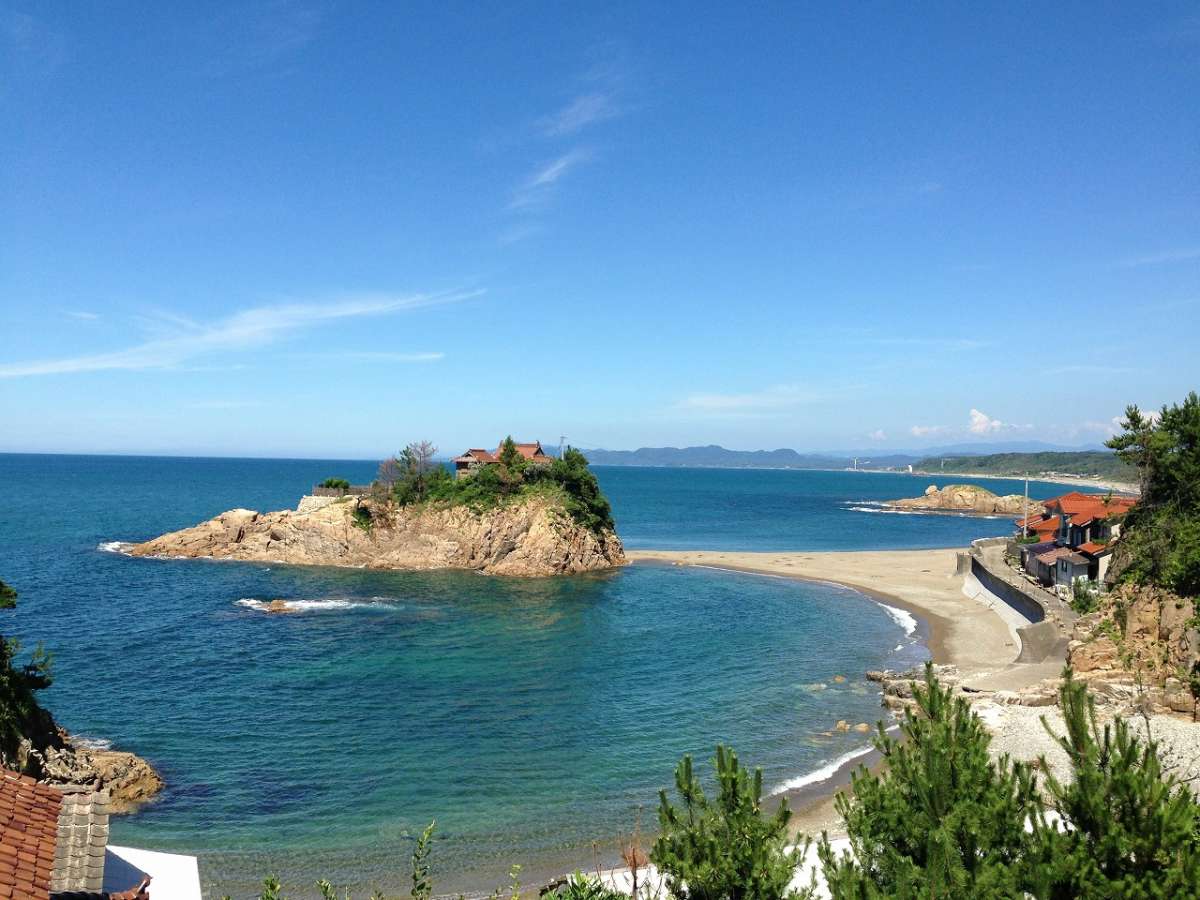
[[886, 483, 1035, 516], [128, 491, 626, 577]]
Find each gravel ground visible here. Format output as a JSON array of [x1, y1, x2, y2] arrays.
[[976, 700, 1200, 791]]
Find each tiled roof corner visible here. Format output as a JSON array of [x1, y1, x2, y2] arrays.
[[49, 787, 110, 894], [1, 767, 64, 899]]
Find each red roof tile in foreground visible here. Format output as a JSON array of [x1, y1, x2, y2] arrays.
[[0, 768, 62, 900], [1078, 541, 1110, 556]]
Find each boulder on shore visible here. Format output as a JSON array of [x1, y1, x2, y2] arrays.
[[887, 484, 1035, 516]]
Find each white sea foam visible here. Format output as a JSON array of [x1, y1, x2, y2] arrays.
[[845, 506, 921, 515], [96, 541, 133, 554], [772, 744, 874, 793], [879, 602, 918, 637], [691, 564, 790, 580], [235, 597, 393, 613], [72, 736, 113, 751]]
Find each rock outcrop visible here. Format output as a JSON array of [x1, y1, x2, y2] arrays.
[[1066, 582, 1200, 716], [888, 484, 1034, 516], [12, 729, 163, 814], [128, 494, 626, 577]]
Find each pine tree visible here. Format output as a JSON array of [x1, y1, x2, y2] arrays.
[[652, 745, 812, 900], [497, 435, 527, 488], [1026, 670, 1200, 899], [818, 664, 1036, 898]]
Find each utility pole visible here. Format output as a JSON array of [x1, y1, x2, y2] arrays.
[[559, 435, 566, 459], [1023, 471, 1029, 539]]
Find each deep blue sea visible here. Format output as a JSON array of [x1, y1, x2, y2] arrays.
[[0, 455, 1094, 897]]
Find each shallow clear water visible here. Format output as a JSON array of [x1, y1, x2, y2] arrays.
[[0, 454, 1094, 896]]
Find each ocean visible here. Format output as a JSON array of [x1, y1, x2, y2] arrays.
[[0, 454, 1091, 896]]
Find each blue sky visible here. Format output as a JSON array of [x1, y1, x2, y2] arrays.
[[1, 2, 1197, 458]]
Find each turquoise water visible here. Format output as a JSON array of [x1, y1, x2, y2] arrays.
[[0, 455, 1094, 896]]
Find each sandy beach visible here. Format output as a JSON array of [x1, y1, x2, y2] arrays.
[[627, 547, 1048, 679]]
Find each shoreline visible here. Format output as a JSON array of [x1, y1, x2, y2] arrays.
[[623, 547, 1054, 839], [590, 462, 1138, 496], [907, 469, 1138, 495]]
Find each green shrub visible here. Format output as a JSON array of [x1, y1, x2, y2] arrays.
[[320, 477, 352, 491], [653, 745, 812, 900], [1026, 670, 1200, 898], [1069, 579, 1100, 615], [819, 663, 1037, 898], [0, 579, 15, 610], [386, 441, 616, 536], [351, 505, 373, 532], [546, 872, 626, 900]]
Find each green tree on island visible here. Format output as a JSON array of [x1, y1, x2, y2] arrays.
[[377, 440, 615, 535]]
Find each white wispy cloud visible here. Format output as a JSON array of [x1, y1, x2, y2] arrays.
[[64, 310, 101, 321], [539, 92, 621, 137], [678, 385, 827, 414], [0, 291, 476, 378], [868, 429, 887, 441], [509, 149, 592, 210], [201, 0, 322, 77], [316, 351, 445, 363], [966, 408, 1032, 434], [866, 336, 989, 351], [189, 399, 265, 410], [1045, 364, 1137, 376], [1115, 247, 1200, 268], [909, 424, 947, 437], [968, 408, 1005, 435]]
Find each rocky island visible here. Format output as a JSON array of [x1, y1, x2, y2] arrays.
[[129, 440, 625, 577], [887, 483, 1036, 516]]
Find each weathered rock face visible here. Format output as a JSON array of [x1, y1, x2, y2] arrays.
[[1067, 583, 1200, 716], [13, 731, 163, 814], [888, 484, 1034, 516], [128, 495, 626, 577]]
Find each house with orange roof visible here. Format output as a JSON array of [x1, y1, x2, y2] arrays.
[[1015, 490, 1137, 588], [452, 440, 552, 479]]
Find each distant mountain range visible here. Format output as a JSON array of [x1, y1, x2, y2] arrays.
[[579, 442, 1114, 472]]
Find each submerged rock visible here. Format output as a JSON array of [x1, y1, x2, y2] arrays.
[[128, 494, 625, 577]]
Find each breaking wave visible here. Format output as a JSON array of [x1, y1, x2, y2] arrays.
[[879, 602, 918, 636], [97, 541, 134, 554], [771, 743, 874, 793], [235, 596, 396, 613]]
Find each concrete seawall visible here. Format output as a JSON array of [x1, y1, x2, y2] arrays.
[[963, 537, 1075, 664]]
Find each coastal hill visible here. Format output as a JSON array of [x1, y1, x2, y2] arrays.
[[130, 441, 625, 577], [581, 444, 1126, 479], [912, 450, 1136, 484], [582, 445, 897, 469]]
